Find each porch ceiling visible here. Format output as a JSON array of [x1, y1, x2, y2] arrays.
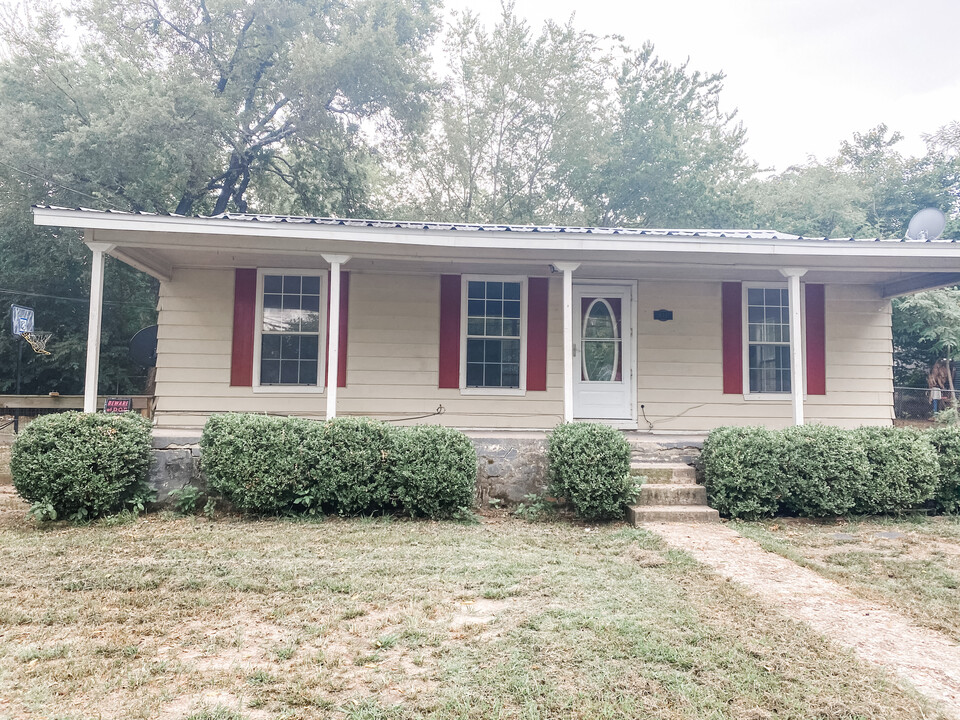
[[88, 244, 958, 289]]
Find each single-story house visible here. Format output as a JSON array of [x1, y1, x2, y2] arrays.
[[32, 206, 960, 435]]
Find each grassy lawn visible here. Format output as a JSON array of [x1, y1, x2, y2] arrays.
[[0, 493, 946, 720], [734, 516, 960, 643]]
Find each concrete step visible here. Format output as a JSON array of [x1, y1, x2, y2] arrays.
[[628, 439, 703, 466], [630, 463, 697, 484], [628, 505, 720, 524], [638, 483, 707, 506]]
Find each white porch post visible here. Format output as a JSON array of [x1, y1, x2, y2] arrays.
[[553, 262, 580, 423], [780, 267, 807, 426], [84, 242, 114, 413], [322, 254, 350, 419]]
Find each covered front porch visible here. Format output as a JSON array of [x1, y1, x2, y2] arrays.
[[32, 206, 960, 433]]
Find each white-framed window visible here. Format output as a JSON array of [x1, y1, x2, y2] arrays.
[[254, 269, 327, 391], [743, 284, 791, 394], [460, 276, 527, 394]]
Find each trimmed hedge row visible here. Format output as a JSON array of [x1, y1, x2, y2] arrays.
[[11, 412, 153, 521], [701, 424, 955, 519], [547, 422, 634, 520], [200, 414, 477, 518]]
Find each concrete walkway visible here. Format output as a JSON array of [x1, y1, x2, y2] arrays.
[[650, 522, 960, 718]]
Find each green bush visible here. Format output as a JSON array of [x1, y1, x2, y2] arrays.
[[200, 413, 315, 514], [780, 425, 868, 517], [927, 426, 960, 513], [11, 412, 153, 521], [200, 414, 477, 518], [852, 427, 939, 514], [383, 425, 477, 519], [701, 426, 783, 520], [303, 416, 394, 515], [547, 422, 632, 521]]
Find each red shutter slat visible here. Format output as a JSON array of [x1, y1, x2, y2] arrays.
[[721, 282, 743, 394], [439, 275, 461, 389], [230, 268, 257, 387], [805, 283, 826, 395], [526, 277, 549, 391]]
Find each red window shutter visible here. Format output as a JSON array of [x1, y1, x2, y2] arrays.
[[230, 268, 257, 387], [439, 275, 461, 389], [526, 277, 549, 391], [805, 283, 826, 395], [324, 271, 350, 388], [721, 282, 743, 394]]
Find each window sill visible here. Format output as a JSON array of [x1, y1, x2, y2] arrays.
[[742, 393, 792, 401], [253, 386, 325, 395], [459, 387, 526, 397]]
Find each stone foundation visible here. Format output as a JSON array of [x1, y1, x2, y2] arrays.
[[147, 431, 705, 507], [473, 437, 550, 503], [149, 435, 205, 505]]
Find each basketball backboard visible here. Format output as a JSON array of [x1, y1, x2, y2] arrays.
[[10, 305, 34, 335]]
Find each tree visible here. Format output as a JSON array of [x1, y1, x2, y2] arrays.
[[595, 44, 756, 228], [922, 121, 960, 238], [390, 8, 608, 224], [894, 289, 960, 390], [747, 162, 868, 238], [390, 9, 756, 229], [1, 0, 440, 216], [838, 124, 950, 238], [749, 123, 960, 239], [0, 201, 157, 395]]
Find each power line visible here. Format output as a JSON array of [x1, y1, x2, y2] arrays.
[[0, 287, 155, 307], [0, 158, 124, 210]]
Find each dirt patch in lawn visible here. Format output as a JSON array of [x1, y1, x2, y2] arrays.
[[0, 484, 26, 525], [0, 443, 11, 484], [158, 610, 289, 671]]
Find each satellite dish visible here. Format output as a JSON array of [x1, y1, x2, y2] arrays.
[[129, 325, 158, 367], [906, 208, 946, 241]]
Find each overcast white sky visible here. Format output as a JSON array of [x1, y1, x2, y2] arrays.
[[444, 0, 960, 173]]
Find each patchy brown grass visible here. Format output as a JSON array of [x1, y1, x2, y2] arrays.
[[735, 516, 960, 642], [0, 493, 947, 720]]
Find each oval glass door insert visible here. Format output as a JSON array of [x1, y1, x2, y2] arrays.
[[582, 298, 620, 382]]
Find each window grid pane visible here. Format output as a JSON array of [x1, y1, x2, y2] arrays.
[[466, 281, 522, 388], [261, 273, 322, 386], [747, 286, 791, 394]]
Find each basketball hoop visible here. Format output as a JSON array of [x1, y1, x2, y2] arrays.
[[21, 331, 52, 355]]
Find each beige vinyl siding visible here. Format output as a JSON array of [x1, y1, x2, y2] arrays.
[[154, 269, 564, 428], [154, 270, 892, 431], [635, 281, 892, 431]]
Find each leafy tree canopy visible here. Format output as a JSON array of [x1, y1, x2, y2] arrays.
[[387, 6, 755, 227], [894, 289, 960, 387], [750, 124, 959, 239]]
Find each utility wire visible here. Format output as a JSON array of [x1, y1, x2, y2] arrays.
[[0, 158, 123, 210], [0, 287, 155, 307]]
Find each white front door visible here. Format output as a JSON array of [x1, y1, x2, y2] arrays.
[[573, 284, 634, 420]]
